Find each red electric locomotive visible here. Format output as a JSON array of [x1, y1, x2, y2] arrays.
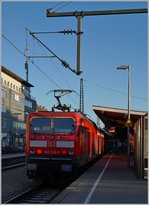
[[26, 90, 113, 178], [26, 111, 113, 178]]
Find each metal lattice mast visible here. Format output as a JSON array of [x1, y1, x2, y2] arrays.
[[80, 78, 84, 113], [25, 28, 29, 82]]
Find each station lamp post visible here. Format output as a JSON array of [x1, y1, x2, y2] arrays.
[[116, 65, 132, 167]]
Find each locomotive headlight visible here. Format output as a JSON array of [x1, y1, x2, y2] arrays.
[[36, 149, 43, 154], [68, 150, 74, 155], [62, 150, 67, 155], [30, 149, 35, 154]]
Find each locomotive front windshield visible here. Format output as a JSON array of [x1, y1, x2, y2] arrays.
[[30, 117, 75, 134]]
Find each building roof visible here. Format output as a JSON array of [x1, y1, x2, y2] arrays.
[[93, 105, 147, 128], [1, 66, 34, 87]]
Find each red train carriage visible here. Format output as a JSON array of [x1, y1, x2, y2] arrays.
[[26, 111, 113, 178], [99, 128, 114, 152]]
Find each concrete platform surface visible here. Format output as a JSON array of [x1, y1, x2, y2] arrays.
[[51, 150, 148, 204]]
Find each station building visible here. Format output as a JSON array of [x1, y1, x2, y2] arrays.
[[1, 66, 36, 150]]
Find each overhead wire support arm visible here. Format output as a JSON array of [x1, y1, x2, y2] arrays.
[[28, 29, 77, 74], [30, 30, 77, 35], [28, 56, 55, 59], [46, 8, 147, 76], [46, 8, 148, 17]]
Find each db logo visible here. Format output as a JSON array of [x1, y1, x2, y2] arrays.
[[48, 141, 56, 147]]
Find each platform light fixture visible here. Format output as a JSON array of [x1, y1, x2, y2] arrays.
[[116, 64, 132, 167], [116, 65, 131, 120]]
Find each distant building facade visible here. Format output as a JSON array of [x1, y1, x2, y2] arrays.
[[1, 66, 36, 150], [36, 104, 48, 112]]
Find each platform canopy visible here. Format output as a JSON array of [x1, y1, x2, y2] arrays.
[[93, 105, 147, 128]]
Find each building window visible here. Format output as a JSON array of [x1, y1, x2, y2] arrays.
[[13, 85, 15, 90], [10, 83, 12, 88], [18, 122, 26, 130], [20, 97, 32, 108], [15, 94, 19, 102], [7, 81, 9, 87], [20, 97, 24, 104], [13, 121, 17, 129], [2, 117, 7, 128], [11, 93, 15, 101], [13, 121, 26, 130], [2, 105, 6, 113], [2, 89, 7, 98], [22, 86, 30, 97], [25, 100, 32, 108]]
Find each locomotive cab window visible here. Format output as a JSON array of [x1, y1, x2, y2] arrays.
[[30, 117, 74, 134], [31, 118, 52, 134], [54, 118, 74, 133]]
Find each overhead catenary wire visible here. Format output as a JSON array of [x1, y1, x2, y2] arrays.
[[2, 34, 146, 105], [84, 79, 147, 101], [30, 34, 79, 107], [2, 33, 79, 107], [47, 2, 65, 12], [2, 34, 61, 88], [26, 28, 77, 75], [47, 1, 72, 13], [34, 37, 73, 89], [28, 28, 78, 92], [53, 2, 72, 12]]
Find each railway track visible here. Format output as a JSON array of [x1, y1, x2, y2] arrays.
[[4, 175, 72, 204], [2, 153, 105, 203], [2, 162, 25, 171], [4, 185, 64, 204], [2, 154, 26, 171]]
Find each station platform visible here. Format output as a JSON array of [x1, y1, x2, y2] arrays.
[[2, 152, 25, 159], [52, 147, 148, 204]]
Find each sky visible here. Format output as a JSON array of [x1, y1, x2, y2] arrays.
[[1, 1, 148, 124]]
